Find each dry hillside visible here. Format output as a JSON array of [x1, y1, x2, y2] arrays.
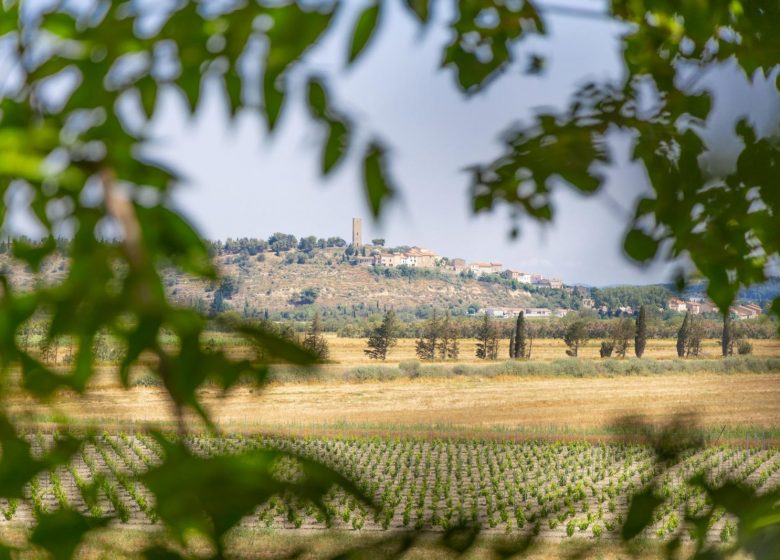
[[166, 249, 533, 313]]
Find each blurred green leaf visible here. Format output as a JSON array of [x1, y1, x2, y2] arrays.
[[403, 0, 430, 24], [348, 2, 381, 64], [362, 141, 396, 218], [0, 417, 81, 498], [622, 488, 663, 541], [143, 435, 370, 551], [306, 77, 351, 174], [624, 229, 659, 262], [30, 509, 109, 560], [443, 0, 544, 91]]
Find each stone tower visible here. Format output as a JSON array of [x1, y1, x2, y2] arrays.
[[352, 218, 362, 247]]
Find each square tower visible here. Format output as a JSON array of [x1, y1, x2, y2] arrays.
[[352, 218, 362, 247]]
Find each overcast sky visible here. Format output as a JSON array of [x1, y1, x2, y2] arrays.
[[132, 1, 778, 286]]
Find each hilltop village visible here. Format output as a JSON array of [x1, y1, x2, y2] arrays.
[[349, 218, 564, 290], [346, 219, 765, 321]]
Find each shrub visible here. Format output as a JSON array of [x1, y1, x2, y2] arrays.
[[737, 341, 753, 355], [343, 366, 400, 382], [398, 360, 422, 378], [566, 520, 576, 537]]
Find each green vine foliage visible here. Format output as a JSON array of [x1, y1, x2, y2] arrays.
[[0, 0, 778, 558]]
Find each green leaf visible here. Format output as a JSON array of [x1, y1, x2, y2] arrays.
[[263, 73, 285, 131], [624, 229, 659, 262], [362, 141, 396, 218], [403, 0, 430, 24], [306, 78, 328, 119], [136, 75, 157, 121], [306, 77, 351, 174], [0, 416, 81, 498], [231, 320, 319, 365], [441, 522, 479, 554], [143, 436, 370, 549], [348, 2, 381, 64], [141, 547, 187, 560], [622, 488, 664, 540], [322, 118, 350, 174], [40, 12, 78, 39], [30, 510, 109, 560], [261, 3, 335, 131], [12, 237, 56, 272]]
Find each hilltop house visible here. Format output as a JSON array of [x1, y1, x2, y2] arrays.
[[483, 307, 560, 318], [524, 308, 552, 318], [376, 253, 405, 267], [373, 247, 440, 268], [469, 262, 503, 276], [732, 303, 762, 319], [404, 247, 439, 268], [667, 298, 689, 313], [505, 270, 532, 283]]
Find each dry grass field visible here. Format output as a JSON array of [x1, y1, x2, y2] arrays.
[[11, 372, 780, 436], [7, 337, 779, 436]]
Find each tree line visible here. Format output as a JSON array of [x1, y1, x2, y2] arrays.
[[204, 234, 348, 257], [363, 306, 755, 361], [338, 312, 778, 341]]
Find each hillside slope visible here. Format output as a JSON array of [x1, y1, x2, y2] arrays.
[[0, 248, 573, 316], [166, 249, 538, 314]]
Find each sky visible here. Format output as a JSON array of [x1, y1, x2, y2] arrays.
[[8, 1, 777, 286]]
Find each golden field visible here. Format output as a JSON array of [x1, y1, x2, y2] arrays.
[[9, 335, 780, 437]]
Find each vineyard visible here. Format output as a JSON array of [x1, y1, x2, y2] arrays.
[[8, 432, 780, 545]]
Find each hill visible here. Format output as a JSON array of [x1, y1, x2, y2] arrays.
[[163, 248, 569, 318]]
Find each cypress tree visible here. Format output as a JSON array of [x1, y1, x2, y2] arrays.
[[509, 329, 516, 359], [676, 310, 690, 358], [513, 311, 527, 359], [721, 312, 732, 357], [634, 305, 647, 358]]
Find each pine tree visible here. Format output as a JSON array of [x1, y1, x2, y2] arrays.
[[634, 305, 647, 358], [364, 310, 398, 361], [513, 311, 527, 359], [599, 341, 614, 358], [475, 314, 497, 360], [303, 311, 329, 360], [415, 309, 440, 361], [721, 312, 732, 357], [563, 320, 589, 357], [613, 317, 634, 358], [438, 312, 459, 360], [676, 311, 690, 358]]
